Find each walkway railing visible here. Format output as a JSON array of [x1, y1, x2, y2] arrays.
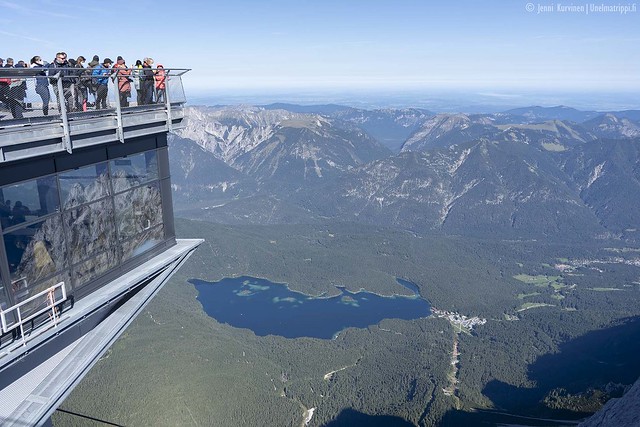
[[0, 281, 67, 346], [0, 67, 190, 161]]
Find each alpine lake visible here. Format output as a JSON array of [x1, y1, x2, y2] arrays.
[[190, 276, 431, 339]]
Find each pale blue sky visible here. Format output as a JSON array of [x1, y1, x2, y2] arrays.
[[1, 0, 638, 99]]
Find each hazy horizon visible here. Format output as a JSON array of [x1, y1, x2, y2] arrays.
[[186, 87, 640, 113]]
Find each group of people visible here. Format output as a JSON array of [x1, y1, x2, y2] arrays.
[[0, 53, 168, 119]]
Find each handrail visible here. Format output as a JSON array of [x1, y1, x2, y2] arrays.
[[0, 281, 67, 346], [0, 67, 189, 160], [0, 67, 189, 122], [0, 67, 191, 76]]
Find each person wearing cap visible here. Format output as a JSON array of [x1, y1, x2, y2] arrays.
[[92, 58, 113, 110], [88, 55, 99, 68], [86, 55, 100, 101]]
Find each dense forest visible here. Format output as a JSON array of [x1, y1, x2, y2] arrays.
[[53, 219, 640, 426]]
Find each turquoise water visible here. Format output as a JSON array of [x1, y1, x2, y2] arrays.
[[191, 276, 430, 339]]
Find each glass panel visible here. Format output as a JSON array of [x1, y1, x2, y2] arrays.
[[0, 270, 7, 311], [114, 182, 163, 240], [59, 162, 110, 210], [121, 225, 164, 262], [63, 199, 117, 265], [3, 216, 67, 288], [72, 248, 118, 289], [0, 176, 60, 228], [110, 151, 158, 193], [167, 75, 186, 103]]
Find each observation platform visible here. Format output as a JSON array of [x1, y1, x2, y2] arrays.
[[0, 67, 189, 163], [0, 67, 203, 425]]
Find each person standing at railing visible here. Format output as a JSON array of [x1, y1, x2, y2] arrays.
[[48, 52, 74, 113], [132, 59, 143, 106], [113, 56, 132, 107], [0, 57, 6, 111], [141, 57, 154, 105], [30, 56, 50, 116], [0, 58, 25, 119], [92, 58, 113, 110], [86, 55, 100, 105], [154, 64, 167, 103], [0, 58, 8, 112], [73, 56, 88, 112]]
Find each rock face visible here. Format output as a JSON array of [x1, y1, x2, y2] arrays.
[[328, 107, 433, 152], [168, 134, 257, 208], [583, 113, 640, 139], [579, 377, 640, 427], [169, 105, 640, 241], [177, 107, 390, 186], [402, 114, 597, 153], [303, 139, 604, 239], [402, 113, 498, 151], [173, 105, 390, 190]]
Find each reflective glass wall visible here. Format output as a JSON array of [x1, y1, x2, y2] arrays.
[[0, 147, 173, 311], [0, 270, 6, 311]]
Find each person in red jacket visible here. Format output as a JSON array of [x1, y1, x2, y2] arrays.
[[113, 56, 132, 107], [154, 64, 166, 103]]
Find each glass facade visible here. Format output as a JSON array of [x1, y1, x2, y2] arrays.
[[0, 148, 172, 313], [0, 176, 60, 228], [59, 162, 110, 210], [0, 270, 6, 311]]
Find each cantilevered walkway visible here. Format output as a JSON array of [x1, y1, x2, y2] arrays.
[[0, 67, 202, 425]]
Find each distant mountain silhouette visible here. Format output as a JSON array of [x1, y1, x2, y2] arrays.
[[502, 105, 600, 123]]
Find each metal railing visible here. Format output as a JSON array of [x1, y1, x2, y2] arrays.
[[0, 281, 67, 346], [0, 67, 189, 127], [0, 67, 189, 115], [0, 67, 189, 160]]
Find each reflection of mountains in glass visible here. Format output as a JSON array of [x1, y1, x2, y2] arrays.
[[191, 276, 431, 339]]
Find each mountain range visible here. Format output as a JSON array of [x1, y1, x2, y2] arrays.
[[170, 104, 640, 241]]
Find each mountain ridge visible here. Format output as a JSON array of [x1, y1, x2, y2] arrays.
[[169, 104, 640, 242]]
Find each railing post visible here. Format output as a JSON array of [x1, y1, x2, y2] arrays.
[[111, 74, 124, 143], [56, 72, 73, 154], [17, 308, 25, 346], [165, 73, 173, 132], [0, 310, 6, 334]]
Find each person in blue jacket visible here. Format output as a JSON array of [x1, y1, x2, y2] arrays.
[[92, 58, 113, 110]]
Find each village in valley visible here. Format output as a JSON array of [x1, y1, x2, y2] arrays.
[[432, 307, 487, 331]]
